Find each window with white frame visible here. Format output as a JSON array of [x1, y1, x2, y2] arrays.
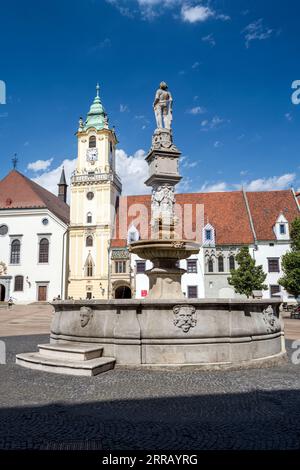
[[274, 214, 289, 240], [115, 261, 126, 274], [10, 239, 21, 264], [187, 259, 197, 273], [203, 223, 215, 245]]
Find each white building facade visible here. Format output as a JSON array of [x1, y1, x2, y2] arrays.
[[0, 170, 69, 304]]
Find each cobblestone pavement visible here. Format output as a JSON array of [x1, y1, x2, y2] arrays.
[[0, 334, 300, 450]]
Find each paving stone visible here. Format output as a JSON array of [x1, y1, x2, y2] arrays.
[[1, 334, 300, 449]]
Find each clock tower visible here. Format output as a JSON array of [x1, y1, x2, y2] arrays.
[[68, 85, 122, 300]]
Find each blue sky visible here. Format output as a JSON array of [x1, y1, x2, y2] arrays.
[[0, 0, 300, 195]]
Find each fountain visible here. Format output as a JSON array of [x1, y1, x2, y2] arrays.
[[16, 82, 286, 375]]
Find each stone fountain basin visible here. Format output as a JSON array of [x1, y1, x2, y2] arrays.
[[129, 239, 200, 260], [49, 299, 286, 370]]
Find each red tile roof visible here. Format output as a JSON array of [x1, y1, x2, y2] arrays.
[[112, 189, 300, 247], [246, 190, 299, 241], [113, 191, 255, 246], [0, 170, 70, 224]]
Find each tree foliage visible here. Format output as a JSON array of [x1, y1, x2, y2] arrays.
[[279, 217, 300, 298], [228, 246, 267, 298]]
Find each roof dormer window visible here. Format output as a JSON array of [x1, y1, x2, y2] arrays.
[[203, 223, 215, 246], [274, 214, 289, 240], [205, 229, 212, 241], [279, 224, 286, 235]]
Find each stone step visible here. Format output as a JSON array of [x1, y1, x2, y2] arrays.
[[38, 342, 103, 361], [16, 352, 116, 377]]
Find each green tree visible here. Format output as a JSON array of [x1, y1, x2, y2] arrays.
[[228, 246, 267, 298], [279, 217, 300, 299]]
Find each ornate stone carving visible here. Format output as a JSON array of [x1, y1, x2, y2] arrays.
[[172, 241, 184, 249], [80, 306, 93, 328], [262, 305, 280, 333], [173, 305, 197, 333], [152, 185, 175, 221], [0, 262, 7, 276], [151, 129, 178, 152]]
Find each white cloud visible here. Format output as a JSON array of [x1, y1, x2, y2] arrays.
[[201, 115, 230, 131], [31, 158, 77, 202], [242, 173, 296, 191], [107, 1, 229, 22], [181, 4, 214, 23], [120, 104, 129, 113], [285, 113, 293, 122], [116, 148, 150, 195], [181, 156, 198, 169], [27, 158, 53, 172], [242, 19, 273, 48], [89, 38, 111, 53], [186, 106, 206, 115], [200, 181, 229, 192], [199, 173, 296, 193], [213, 141, 222, 148], [202, 33, 216, 47], [192, 61, 200, 69]]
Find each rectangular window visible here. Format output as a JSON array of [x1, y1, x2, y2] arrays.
[[115, 261, 126, 274], [187, 259, 197, 273], [86, 292, 92, 300], [136, 261, 146, 274], [268, 258, 280, 273], [270, 285, 281, 298], [14, 276, 24, 292], [187, 285, 198, 299], [205, 229, 212, 241], [279, 224, 286, 235]]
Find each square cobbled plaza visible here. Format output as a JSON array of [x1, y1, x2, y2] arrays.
[[0, 303, 300, 450]]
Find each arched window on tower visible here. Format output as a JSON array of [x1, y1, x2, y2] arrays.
[[218, 255, 224, 273], [39, 238, 49, 263], [89, 136, 96, 148], [86, 235, 93, 247], [229, 255, 235, 271], [87, 212, 92, 224], [85, 254, 94, 277], [208, 258, 214, 273]]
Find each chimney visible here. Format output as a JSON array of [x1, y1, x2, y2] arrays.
[[58, 167, 68, 203]]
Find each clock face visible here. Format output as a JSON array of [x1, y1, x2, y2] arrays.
[[86, 148, 98, 162]]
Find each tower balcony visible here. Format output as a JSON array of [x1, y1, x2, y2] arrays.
[[71, 171, 122, 191]]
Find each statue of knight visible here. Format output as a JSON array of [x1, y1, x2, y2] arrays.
[[153, 82, 173, 130]]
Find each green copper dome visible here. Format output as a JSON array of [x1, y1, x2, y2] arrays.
[[82, 84, 108, 131]]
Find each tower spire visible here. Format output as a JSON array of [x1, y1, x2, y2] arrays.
[[80, 84, 108, 131], [58, 166, 68, 203]]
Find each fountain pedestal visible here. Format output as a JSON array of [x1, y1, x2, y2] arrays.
[[129, 239, 199, 299]]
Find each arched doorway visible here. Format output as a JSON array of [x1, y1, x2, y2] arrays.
[[114, 285, 132, 299], [0, 284, 5, 302]]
